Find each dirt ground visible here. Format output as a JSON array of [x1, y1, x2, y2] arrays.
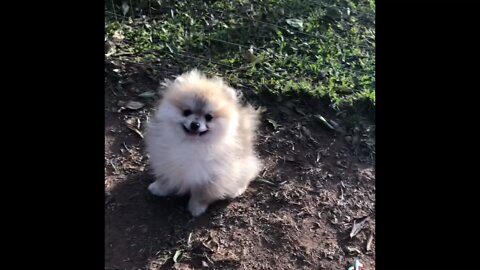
[[105, 59, 375, 270]]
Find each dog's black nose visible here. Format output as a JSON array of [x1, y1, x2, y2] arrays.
[[190, 122, 200, 131]]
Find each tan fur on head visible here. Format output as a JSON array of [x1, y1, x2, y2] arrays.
[[145, 70, 262, 217]]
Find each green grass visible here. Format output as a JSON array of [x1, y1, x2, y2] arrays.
[[105, 0, 375, 109]]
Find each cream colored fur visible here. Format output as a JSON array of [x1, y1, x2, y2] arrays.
[[144, 70, 262, 216]]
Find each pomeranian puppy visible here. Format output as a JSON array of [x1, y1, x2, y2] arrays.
[[144, 70, 262, 217]]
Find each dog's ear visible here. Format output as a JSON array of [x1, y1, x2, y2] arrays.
[[212, 75, 238, 102], [159, 78, 172, 91], [161, 70, 197, 90], [174, 76, 185, 83], [173, 73, 188, 84], [223, 85, 239, 101], [178, 69, 202, 83]]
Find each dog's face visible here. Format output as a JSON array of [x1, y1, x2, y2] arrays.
[[175, 95, 222, 138], [158, 70, 239, 142]]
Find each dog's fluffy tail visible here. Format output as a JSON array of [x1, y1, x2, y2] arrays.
[[237, 105, 260, 154]]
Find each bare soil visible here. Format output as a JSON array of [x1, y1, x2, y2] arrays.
[[105, 59, 375, 270]]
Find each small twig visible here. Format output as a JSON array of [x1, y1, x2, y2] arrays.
[[261, 149, 276, 155], [123, 142, 130, 151], [126, 124, 144, 139], [350, 216, 370, 238], [366, 232, 374, 251], [111, 51, 135, 57], [187, 232, 193, 247], [255, 178, 277, 186], [110, 160, 117, 171]]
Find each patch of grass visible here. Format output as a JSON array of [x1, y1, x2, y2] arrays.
[[105, 0, 375, 109]]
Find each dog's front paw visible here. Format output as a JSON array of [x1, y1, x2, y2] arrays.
[[148, 181, 170, 197], [187, 199, 208, 217], [231, 185, 248, 198]]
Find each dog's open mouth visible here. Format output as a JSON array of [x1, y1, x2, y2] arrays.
[[182, 125, 209, 136]]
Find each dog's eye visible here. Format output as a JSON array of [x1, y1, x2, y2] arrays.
[[183, 109, 192, 116], [205, 114, 213, 122]]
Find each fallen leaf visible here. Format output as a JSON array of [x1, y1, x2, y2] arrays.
[[346, 246, 362, 255], [255, 178, 277, 186], [202, 237, 220, 253], [314, 115, 335, 130], [286, 18, 304, 29], [174, 262, 192, 270], [242, 48, 257, 63], [105, 40, 116, 57], [302, 126, 313, 138], [352, 134, 360, 145], [202, 261, 209, 268], [187, 233, 193, 246], [366, 232, 374, 251], [350, 216, 370, 238], [125, 118, 136, 126], [125, 101, 145, 110], [256, 106, 267, 114], [112, 30, 125, 44], [294, 107, 306, 116], [121, 2, 130, 16], [136, 118, 141, 129], [173, 250, 183, 263], [326, 7, 343, 20], [267, 119, 281, 130], [138, 91, 155, 98], [126, 124, 144, 139], [166, 44, 175, 54], [329, 119, 339, 128]]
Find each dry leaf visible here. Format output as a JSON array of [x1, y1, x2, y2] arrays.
[[187, 233, 193, 246], [267, 119, 281, 130], [173, 250, 183, 263], [112, 30, 125, 44], [350, 216, 369, 238], [121, 2, 129, 16], [126, 124, 144, 139], [173, 263, 193, 270], [366, 232, 374, 251], [255, 178, 276, 186], [346, 246, 361, 255], [301, 126, 313, 138], [294, 107, 306, 116], [242, 48, 257, 63], [125, 101, 145, 110], [314, 114, 335, 130], [125, 118, 136, 126], [286, 18, 304, 29], [138, 91, 155, 98], [326, 7, 343, 20]]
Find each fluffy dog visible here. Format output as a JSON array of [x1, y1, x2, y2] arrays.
[[144, 70, 262, 216]]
